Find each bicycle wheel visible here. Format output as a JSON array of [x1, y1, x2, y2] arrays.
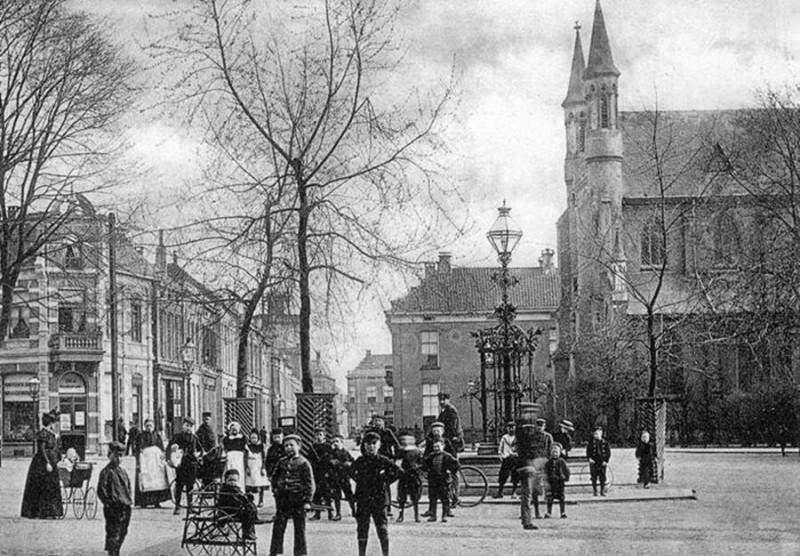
[[73, 487, 86, 519], [84, 487, 98, 520], [456, 465, 488, 508]]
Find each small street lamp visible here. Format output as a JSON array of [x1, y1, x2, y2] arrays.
[[181, 338, 196, 420], [27, 376, 41, 453], [466, 379, 479, 431]]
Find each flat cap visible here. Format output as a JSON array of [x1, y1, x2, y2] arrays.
[[283, 434, 302, 443], [108, 441, 126, 454], [363, 431, 381, 443], [182, 417, 195, 426]]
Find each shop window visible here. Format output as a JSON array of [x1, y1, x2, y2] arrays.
[[2, 374, 36, 442], [58, 372, 87, 433]]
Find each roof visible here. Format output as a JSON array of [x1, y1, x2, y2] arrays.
[[389, 267, 560, 315], [562, 26, 586, 107], [350, 353, 393, 375], [585, 0, 619, 78]]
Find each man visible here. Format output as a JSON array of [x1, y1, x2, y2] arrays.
[[125, 420, 140, 457], [552, 419, 574, 459], [515, 417, 553, 530], [586, 425, 611, 496], [349, 432, 400, 556], [436, 393, 464, 453], [168, 417, 202, 515], [97, 441, 132, 556], [196, 411, 217, 454]]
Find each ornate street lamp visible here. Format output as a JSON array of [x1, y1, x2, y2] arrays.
[[181, 338, 196, 420], [27, 376, 41, 453]]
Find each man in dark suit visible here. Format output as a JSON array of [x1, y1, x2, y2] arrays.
[[196, 411, 217, 453], [436, 393, 464, 452]]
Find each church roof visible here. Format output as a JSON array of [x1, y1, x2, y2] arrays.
[[562, 26, 586, 107], [585, 0, 619, 78], [389, 267, 560, 315]]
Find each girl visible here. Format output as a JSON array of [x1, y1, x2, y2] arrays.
[[245, 429, 269, 506], [223, 421, 247, 491]]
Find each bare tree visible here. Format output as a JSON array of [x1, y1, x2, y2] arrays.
[[153, 0, 464, 393], [0, 0, 133, 339]]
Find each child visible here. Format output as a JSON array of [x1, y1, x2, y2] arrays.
[[493, 422, 518, 499], [349, 431, 401, 556], [245, 429, 269, 507], [635, 431, 656, 489], [309, 428, 333, 521], [329, 434, 355, 520], [544, 443, 570, 519], [97, 441, 132, 556], [265, 428, 284, 478], [422, 438, 459, 523], [586, 425, 611, 496], [269, 434, 314, 556], [395, 433, 423, 523], [218, 468, 261, 540]]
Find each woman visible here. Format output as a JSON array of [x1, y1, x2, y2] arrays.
[[222, 421, 247, 491], [245, 429, 269, 506], [21, 411, 63, 519], [134, 418, 171, 508]]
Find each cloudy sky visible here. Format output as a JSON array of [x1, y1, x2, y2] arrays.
[[78, 0, 800, 383]]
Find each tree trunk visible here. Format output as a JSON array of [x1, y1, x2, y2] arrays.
[[295, 164, 313, 393], [647, 310, 658, 397]]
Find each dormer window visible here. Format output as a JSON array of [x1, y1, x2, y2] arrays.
[[64, 243, 83, 270]]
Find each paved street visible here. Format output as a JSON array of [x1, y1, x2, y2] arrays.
[[0, 450, 798, 555]]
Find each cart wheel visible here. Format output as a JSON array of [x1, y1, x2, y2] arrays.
[[60, 486, 69, 519], [73, 487, 86, 519], [85, 487, 98, 520]]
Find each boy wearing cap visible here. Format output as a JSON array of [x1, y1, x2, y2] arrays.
[[269, 434, 314, 556], [422, 438, 459, 523], [169, 417, 203, 515], [552, 420, 574, 459], [265, 428, 285, 478], [493, 422, 518, 499], [544, 443, 570, 518], [421, 422, 457, 518], [329, 434, 355, 519], [395, 433, 423, 523], [349, 431, 400, 556], [97, 441, 132, 556], [309, 428, 333, 521], [586, 426, 611, 496]]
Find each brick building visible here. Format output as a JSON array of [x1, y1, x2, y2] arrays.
[[346, 350, 393, 435]]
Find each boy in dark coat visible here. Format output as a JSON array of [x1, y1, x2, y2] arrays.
[[544, 443, 570, 519], [217, 468, 261, 540], [586, 425, 612, 496], [265, 428, 284, 477], [169, 417, 202, 514], [269, 434, 314, 556], [395, 434, 423, 523], [309, 428, 333, 521], [97, 441, 132, 556], [329, 434, 355, 519], [349, 431, 401, 556], [422, 439, 460, 523], [635, 431, 656, 488]]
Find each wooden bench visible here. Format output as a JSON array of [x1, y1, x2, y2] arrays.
[[180, 484, 257, 556]]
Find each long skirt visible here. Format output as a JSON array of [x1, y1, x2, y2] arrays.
[[245, 451, 269, 491], [20, 453, 63, 519], [136, 447, 170, 507], [225, 450, 246, 491]]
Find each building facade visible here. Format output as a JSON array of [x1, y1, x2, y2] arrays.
[[386, 252, 559, 437], [346, 350, 393, 435]]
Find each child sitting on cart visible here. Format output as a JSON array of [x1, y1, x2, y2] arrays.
[[217, 468, 262, 541]]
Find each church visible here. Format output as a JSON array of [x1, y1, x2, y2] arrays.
[[554, 1, 798, 445]]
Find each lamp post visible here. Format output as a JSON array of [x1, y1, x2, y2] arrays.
[[181, 338, 196, 421], [466, 379, 478, 432], [27, 376, 41, 454], [486, 201, 523, 425]]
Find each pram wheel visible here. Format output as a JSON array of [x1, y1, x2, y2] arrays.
[[60, 486, 69, 519], [84, 487, 98, 520], [73, 487, 85, 519]]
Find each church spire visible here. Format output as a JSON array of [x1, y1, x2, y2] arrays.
[[562, 22, 586, 108], [585, 0, 619, 78]]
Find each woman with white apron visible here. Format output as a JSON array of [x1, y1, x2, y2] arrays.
[[222, 421, 247, 491], [245, 429, 269, 506]]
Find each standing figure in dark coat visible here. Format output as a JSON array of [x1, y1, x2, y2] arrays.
[[422, 438, 459, 523], [362, 416, 399, 517], [126, 421, 140, 456], [635, 431, 656, 488], [97, 442, 132, 556], [196, 411, 217, 454], [516, 417, 553, 529], [544, 443, 570, 519], [586, 425, 612, 496], [265, 428, 284, 478], [308, 428, 333, 520], [349, 432, 401, 556], [421, 422, 456, 518], [551, 419, 574, 459], [116, 418, 128, 446], [21, 411, 63, 519], [134, 418, 170, 508], [329, 434, 355, 520], [168, 417, 202, 514], [269, 435, 314, 556], [436, 393, 465, 452], [395, 434, 423, 523]]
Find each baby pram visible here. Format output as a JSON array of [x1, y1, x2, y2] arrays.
[[57, 460, 97, 520]]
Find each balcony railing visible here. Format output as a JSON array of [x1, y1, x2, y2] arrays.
[[49, 332, 103, 351]]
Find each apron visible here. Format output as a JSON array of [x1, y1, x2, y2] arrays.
[[245, 447, 269, 488], [139, 446, 169, 492]]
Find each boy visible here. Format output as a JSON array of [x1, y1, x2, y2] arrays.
[[97, 441, 132, 556], [168, 417, 202, 514], [493, 422, 518, 499], [349, 431, 401, 556], [329, 434, 355, 520], [395, 433, 423, 523], [422, 438, 459, 523], [218, 468, 261, 540], [544, 443, 570, 519], [270, 434, 314, 556], [309, 428, 333, 521], [635, 430, 655, 489], [265, 428, 284, 477], [586, 425, 611, 496], [421, 421, 457, 518]]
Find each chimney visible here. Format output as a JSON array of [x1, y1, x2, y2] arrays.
[[366, 349, 372, 357], [539, 248, 555, 274], [438, 252, 452, 274], [424, 262, 436, 279], [155, 230, 166, 272]]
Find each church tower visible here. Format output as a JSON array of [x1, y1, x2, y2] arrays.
[[562, 23, 586, 193]]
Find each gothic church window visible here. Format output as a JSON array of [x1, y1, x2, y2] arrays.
[[578, 114, 586, 152], [600, 95, 610, 129], [712, 211, 739, 268], [641, 217, 666, 267]]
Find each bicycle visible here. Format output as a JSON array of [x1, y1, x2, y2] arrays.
[[391, 464, 489, 509]]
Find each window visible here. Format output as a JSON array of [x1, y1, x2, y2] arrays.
[[58, 373, 87, 433], [366, 386, 377, 404], [422, 383, 440, 417], [420, 331, 439, 367], [641, 217, 666, 267], [383, 385, 393, 404], [58, 305, 86, 333], [131, 302, 142, 343], [712, 212, 739, 268], [599, 95, 610, 128], [578, 114, 587, 152], [64, 243, 83, 269], [2, 374, 36, 442]]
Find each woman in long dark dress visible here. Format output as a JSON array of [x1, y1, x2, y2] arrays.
[[21, 412, 63, 518], [134, 418, 171, 508]]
